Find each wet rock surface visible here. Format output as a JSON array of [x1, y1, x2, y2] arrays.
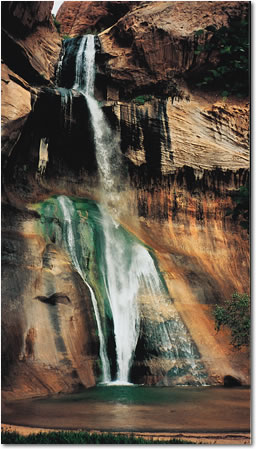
[[1, 0, 61, 165], [2, 205, 99, 399]]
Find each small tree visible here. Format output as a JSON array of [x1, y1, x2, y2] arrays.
[[231, 184, 249, 232], [213, 293, 250, 349], [52, 14, 61, 34], [194, 10, 249, 97]]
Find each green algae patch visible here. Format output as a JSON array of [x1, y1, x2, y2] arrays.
[[32, 196, 111, 320]]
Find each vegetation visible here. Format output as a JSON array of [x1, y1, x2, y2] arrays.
[[194, 11, 249, 97], [52, 14, 61, 34], [84, 27, 105, 35], [62, 34, 71, 40], [1, 430, 192, 444], [127, 80, 186, 103], [133, 95, 152, 105], [226, 184, 249, 232], [213, 293, 250, 349]]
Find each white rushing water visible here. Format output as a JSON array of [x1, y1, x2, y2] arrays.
[[73, 35, 119, 193], [57, 195, 111, 383], [73, 34, 95, 96], [99, 208, 141, 382]]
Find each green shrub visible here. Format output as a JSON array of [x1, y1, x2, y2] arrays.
[[1, 430, 192, 444], [194, 11, 249, 97], [85, 27, 98, 35], [52, 14, 61, 34], [133, 95, 152, 105], [62, 34, 71, 40], [213, 293, 250, 348], [226, 184, 249, 232]]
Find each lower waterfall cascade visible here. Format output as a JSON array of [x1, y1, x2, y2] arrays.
[[32, 33, 210, 385], [35, 196, 208, 386]]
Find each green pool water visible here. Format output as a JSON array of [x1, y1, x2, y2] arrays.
[[3, 386, 250, 433], [40, 385, 250, 409]]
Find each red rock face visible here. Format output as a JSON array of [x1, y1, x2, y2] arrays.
[[1, 1, 54, 35], [1, 1, 61, 159], [99, 1, 248, 93], [1, 0, 61, 83], [56, 1, 138, 37]]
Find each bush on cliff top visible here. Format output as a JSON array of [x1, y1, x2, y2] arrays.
[[52, 14, 61, 34], [194, 12, 249, 97]]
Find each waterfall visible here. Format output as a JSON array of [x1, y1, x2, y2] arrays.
[[73, 35, 95, 94], [55, 34, 207, 385], [57, 195, 111, 383], [38, 195, 208, 386], [72, 35, 141, 383]]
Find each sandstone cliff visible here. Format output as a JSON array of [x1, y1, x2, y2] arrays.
[[56, 1, 139, 37], [1, 1, 250, 399], [2, 211, 98, 398], [1, 1, 61, 160], [98, 1, 248, 95]]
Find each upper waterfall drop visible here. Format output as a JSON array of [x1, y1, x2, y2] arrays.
[[72, 34, 121, 195], [73, 35, 95, 95]]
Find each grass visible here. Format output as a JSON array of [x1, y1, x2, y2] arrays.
[[1, 430, 193, 444]]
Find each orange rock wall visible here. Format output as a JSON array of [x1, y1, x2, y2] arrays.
[[118, 180, 250, 384], [2, 213, 98, 400]]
